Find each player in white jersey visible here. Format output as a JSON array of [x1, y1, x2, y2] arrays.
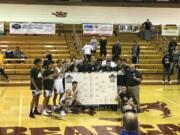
[[59, 81, 80, 116], [53, 59, 65, 110]]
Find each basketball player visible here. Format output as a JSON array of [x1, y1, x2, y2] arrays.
[[29, 58, 43, 118], [53, 59, 65, 110], [59, 81, 80, 116], [42, 61, 55, 116]]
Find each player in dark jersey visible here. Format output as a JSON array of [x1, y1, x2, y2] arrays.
[[42, 61, 55, 116], [29, 58, 43, 118]]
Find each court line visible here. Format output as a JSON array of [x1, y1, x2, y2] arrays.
[[18, 92, 23, 126], [156, 95, 180, 109]]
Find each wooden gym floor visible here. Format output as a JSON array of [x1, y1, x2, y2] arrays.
[[0, 85, 180, 135]]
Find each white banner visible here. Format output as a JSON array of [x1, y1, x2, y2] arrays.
[[83, 24, 113, 36], [161, 25, 180, 36], [65, 73, 117, 105], [119, 24, 141, 33], [0, 22, 4, 34], [10, 22, 56, 35]]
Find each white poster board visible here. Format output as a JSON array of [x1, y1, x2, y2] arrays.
[[119, 24, 141, 33], [83, 23, 113, 36], [10, 22, 56, 35], [161, 24, 180, 36], [65, 72, 117, 105]]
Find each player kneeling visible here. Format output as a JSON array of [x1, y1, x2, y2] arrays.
[[115, 86, 136, 113], [59, 81, 80, 117]]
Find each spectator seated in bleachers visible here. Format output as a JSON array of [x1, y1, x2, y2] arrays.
[[13, 46, 26, 63], [13, 46, 25, 59], [5, 48, 14, 59]]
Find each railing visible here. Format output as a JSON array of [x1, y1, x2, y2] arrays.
[[155, 26, 169, 54], [72, 24, 83, 58]]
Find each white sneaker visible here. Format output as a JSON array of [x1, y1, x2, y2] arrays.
[[46, 108, 52, 113], [42, 110, 49, 116], [53, 106, 58, 111], [162, 81, 165, 85], [60, 110, 66, 117]]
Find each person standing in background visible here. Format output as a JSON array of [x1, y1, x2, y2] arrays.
[[90, 36, 98, 54], [132, 41, 140, 64], [99, 36, 107, 59], [168, 38, 177, 74], [177, 47, 180, 83], [162, 52, 171, 85], [142, 19, 153, 43], [82, 41, 93, 62], [112, 40, 121, 61]]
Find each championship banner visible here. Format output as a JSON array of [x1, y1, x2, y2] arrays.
[[65, 72, 117, 105], [9, 22, 56, 35], [161, 24, 180, 36], [0, 22, 4, 34], [119, 24, 140, 33], [83, 24, 113, 36]]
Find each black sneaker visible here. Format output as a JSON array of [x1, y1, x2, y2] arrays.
[[34, 110, 41, 115], [29, 112, 35, 118]]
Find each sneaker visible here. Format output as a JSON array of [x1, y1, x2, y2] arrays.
[[53, 106, 58, 111], [42, 110, 49, 116], [46, 108, 52, 113], [34, 109, 41, 115], [60, 110, 66, 117], [162, 81, 165, 85], [66, 108, 72, 113], [29, 112, 35, 118]]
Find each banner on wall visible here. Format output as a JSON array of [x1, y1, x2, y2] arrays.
[[161, 24, 180, 36], [9, 22, 56, 34], [0, 22, 4, 34], [82, 23, 113, 36], [119, 24, 141, 33], [65, 72, 117, 105]]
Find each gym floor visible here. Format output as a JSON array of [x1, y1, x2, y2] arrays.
[[0, 85, 180, 135]]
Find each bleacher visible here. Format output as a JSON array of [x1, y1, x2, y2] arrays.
[[0, 24, 178, 86], [0, 35, 71, 86]]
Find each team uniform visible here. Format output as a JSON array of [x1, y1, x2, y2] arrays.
[[30, 67, 43, 96], [54, 67, 64, 94], [43, 68, 54, 97], [60, 88, 78, 106]]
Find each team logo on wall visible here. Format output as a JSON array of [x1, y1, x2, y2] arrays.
[[52, 11, 67, 17], [66, 75, 73, 83], [12, 24, 21, 29], [109, 74, 116, 82]]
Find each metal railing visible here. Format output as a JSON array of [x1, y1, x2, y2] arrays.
[[155, 26, 169, 54], [72, 24, 83, 58]]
